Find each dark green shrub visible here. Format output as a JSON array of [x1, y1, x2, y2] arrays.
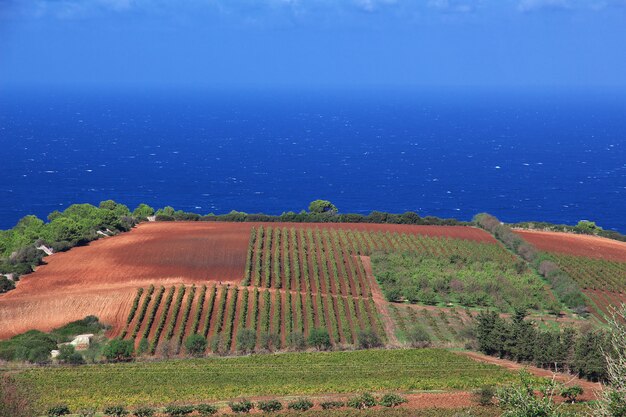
[[406, 325, 431, 348], [132, 407, 155, 417], [288, 332, 306, 351], [320, 400, 344, 410], [184, 334, 207, 357], [103, 405, 129, 417], [237, 329, 257, 353], [102, 339, 134, 362], [379, 393, 408, 408], [58, 345, 84, 365], [260, 333, 281, 352], [47, 404, 70, 417], [164, 405, 194, 416], [307, 328, 331, 350], [357, 329, 383, 349], [228, 399, 254, 414], [560, 386, 584, 403], [472, 385, 496, 406], [257, 399, 283, 413], [195, 404, 218, 416], [28, 346, 51, 364], [287, 398, 313, 411], [347, 393, 377, 409]]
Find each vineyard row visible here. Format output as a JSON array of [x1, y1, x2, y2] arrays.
[[118, 285, 387, 356], [241, 226, 512, 294]]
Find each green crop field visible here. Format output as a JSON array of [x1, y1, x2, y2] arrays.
[[14, 348, 515, 412]]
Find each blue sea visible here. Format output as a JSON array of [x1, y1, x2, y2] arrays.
[[1, 89, 625, 232]]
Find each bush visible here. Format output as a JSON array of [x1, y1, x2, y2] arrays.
[[28, 346, 51, 364], [472, 385, 496, 406], [237, 329, 257, 353], [77, 409, 96, 417], [229, 399, 254, 414], [164, 405, 194, 416], [260, 332, 281, 352], [257, 399, 283, 412], [184, 334, 207, 357], [308, 328, 331, 350], [347, 393, 377, 409], [560, 385, 584, 403], [406, 325, 431, 348], [195, 404, 218, 416], [320, 400, 345, 410], [379, 393, 408, 408], [103, 405, 129, 417], [132, 407, 155, 417], [58, 344, 84, 365], [287, 398, 313, 412], [102, 339, 134, 362], [47, 404, 70, 417], [357, 330, 383, 349], [288, 332, 306, 351]]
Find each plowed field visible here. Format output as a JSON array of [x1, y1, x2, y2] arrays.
[[515, 229, 626, 261]]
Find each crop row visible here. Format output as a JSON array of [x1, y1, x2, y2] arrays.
[[583, 289, 626, 323], [123, 284, 386, 356], [244, 226, 514, 296], [547, 253, 626, 292]]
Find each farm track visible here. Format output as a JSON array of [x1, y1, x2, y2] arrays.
[[360, 256, 399, 346]]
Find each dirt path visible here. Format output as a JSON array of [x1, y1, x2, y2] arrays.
[[457, 350, 601, 400], [359, 256, 399, 346]]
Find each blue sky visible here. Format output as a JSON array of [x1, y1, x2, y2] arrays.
[[1, 0, 625, 90]]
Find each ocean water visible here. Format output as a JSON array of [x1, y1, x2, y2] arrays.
[[1, 89, 625, 232]]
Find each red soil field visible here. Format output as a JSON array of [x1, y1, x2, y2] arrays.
[[0, 222, 252, 338], [516, 229, 626, 262], [0, 222, 492, 340]]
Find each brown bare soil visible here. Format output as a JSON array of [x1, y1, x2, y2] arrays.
[[360, 256, 399, 346], [0, 286, 136, 339], [516, 229, 626, 261]]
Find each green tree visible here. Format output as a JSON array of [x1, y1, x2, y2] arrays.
[[307, 328, 331, 350], [58, 344, 84, 365], [185, 334, 208, 356], [308, 200, 337, 215], [102, 339, 134, 362], [132, 204, 155, 220]]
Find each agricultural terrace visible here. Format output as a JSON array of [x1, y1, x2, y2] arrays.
[[14, 348, 516, 412]]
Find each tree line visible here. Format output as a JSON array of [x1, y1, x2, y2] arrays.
[[475, 309, 608, 381], [0, 200, 155, 292]]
